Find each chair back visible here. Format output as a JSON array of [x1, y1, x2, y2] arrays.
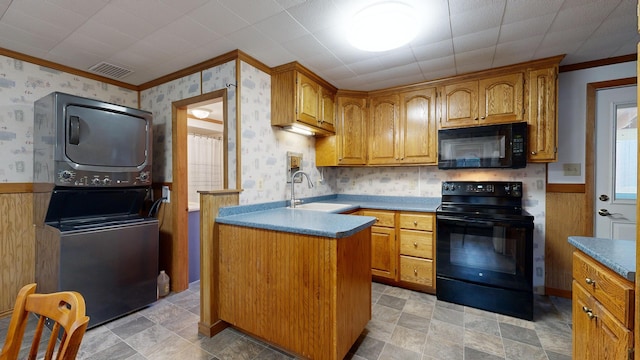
[[0, 283, 90, 360]]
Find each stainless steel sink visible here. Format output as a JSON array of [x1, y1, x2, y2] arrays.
[[288, 202, 353, 213]]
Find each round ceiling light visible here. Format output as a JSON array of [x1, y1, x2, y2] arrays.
[[191, 109, 210, 119], [347, 1, 419, 52]]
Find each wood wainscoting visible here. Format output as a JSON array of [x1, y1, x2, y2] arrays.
[[0, 184, 36, 318]]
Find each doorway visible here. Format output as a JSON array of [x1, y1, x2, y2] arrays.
[[594, 85, 637, 239], [171, 90, 228, 291]]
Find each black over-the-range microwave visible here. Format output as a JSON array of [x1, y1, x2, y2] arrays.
[[437, 122, 527, 169]]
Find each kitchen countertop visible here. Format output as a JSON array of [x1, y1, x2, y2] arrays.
[[568, 236, 636, 281], [215, 194, 440, 239]]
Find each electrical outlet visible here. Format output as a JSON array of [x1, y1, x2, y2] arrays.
[[162, 186, 170, 203], [563, 163, 581, 176]]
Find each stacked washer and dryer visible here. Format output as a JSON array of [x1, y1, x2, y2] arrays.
[[33, 92, 159, 328]]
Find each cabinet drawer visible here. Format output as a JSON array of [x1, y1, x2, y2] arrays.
[[361, 210, 395, 227], [400, 256, 433, 286], [399, 213, 433, 231], [399, 230, 433, 259], [572, 251, 634, 327]]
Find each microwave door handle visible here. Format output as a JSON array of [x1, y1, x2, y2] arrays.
[[69, 116, 80, 145]]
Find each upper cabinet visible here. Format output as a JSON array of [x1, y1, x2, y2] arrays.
[[527, 66, 558, 162], [368, 87, 437, 165], [439, 72, 524, 128], [271, 62, 337, 135], [316, 93, 368, 166]]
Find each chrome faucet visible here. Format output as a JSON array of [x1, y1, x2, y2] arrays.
[[290, 170, 313, 208]]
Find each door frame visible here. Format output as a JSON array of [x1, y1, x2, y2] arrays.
[[171, 90, 228, 291], [585, 77, 636, 236]]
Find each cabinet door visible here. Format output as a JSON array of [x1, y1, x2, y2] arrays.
[[573, 281, 597, 360], [318, 87, 336, 133], [369, 94, 400, 164], [440, 81, 478, 128], [527, 67, 558, 162], [478, 72, 524, 124], [336, 96, 367, 165], [594, 300, 633, 360], [297, 72, 320, 126], [400, 88, 437, 164], [371, 225, 396, 280]]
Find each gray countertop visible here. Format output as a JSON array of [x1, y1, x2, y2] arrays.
[[568, 236, 636, 281], [215, 194, 439, 239]]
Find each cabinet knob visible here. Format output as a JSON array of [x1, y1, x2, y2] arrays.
[[376, 218, 380, 222], [480, 116, 485, 119], [530, 151, 537, 155], [413, 221, 418, 226], [413, 242, 418, 248], [474, 117, 479, 120], [582, 306, 592, 313], [586, 311, 596, 320], [414, 269, 418, 275], [585, 278, 596, 286]]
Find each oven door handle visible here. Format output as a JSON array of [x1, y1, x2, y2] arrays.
[[436, 215, 534, 228], [437, 215, 495, 227]]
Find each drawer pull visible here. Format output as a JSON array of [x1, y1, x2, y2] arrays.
[[585, 278, 596, 286]]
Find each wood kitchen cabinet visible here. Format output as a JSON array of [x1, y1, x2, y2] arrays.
[[398, 212, 435, 291], [572, 251, 634, 360], [439, 72, 524, 129], [360, 209, 436, 293], [361, 209, 397, 280], [368, 87, 437, 165], [527, 66, 558, 162], [271, 62, 337, 135], [316, 93, 367, 166]]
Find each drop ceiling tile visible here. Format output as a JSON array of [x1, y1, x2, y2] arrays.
[[539, 24, 598, 49], [218, 0, 283, 23], [73, 20, 138, 51], [376, 48, 418, 69], [108, 0, 184, 29], [280, 34, 327, 59], [246, 45, 296, 68], [254, 12, 310, 43], [187, 1, 249, 35], [285, 0, 341, 33], [0, 21, 61, 51], [158, 16, 222, 46], [347, 57, 385, 76], [90, 5, 157, 40], [276, 0, 307, 9], [159, 0, 209, 16], [455, 46, 495, 74], [46, 44, 105, 71], [549, 1, 618, 32], [2, 7, 73, 45], [450, 0, 505, 37], [498, 14, 556, 43], [422, 68, 458, 82], [502, 0, 563, 24], [417, 55, 456, 74], [453, 27, 500, 53], [493, 36, 543, 66], [412, 40, 454, 62]]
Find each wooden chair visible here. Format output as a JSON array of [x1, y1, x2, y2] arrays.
[[0, 283, 90, 360]]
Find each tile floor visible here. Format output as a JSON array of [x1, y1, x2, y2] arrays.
[[0, 281, 572, 360]]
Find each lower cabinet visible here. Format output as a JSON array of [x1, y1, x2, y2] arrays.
[[361, 210, 397, 280], [572, 251, 633, 360], [361, 209, 435, 293]]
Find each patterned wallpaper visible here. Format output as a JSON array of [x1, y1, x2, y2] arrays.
[[0, 55, 137, 183], [1, 52, 547, 290]]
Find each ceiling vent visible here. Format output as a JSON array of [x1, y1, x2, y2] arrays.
[[88, 62, 133, 79]]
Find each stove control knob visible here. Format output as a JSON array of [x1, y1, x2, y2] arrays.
[[91, 177, 101, 186], [102, 178, 112, 186], [59, 170, 74, 181], [139, 171, 149, 182]]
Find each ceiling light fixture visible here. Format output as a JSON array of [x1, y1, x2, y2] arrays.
[[347, 1, 419, 52], [191, 109, 210, 119]]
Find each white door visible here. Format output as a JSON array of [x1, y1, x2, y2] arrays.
[[595, 85, 637, 240]]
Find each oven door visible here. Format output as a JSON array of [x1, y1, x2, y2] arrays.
[[436, 214, 533, 292]]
